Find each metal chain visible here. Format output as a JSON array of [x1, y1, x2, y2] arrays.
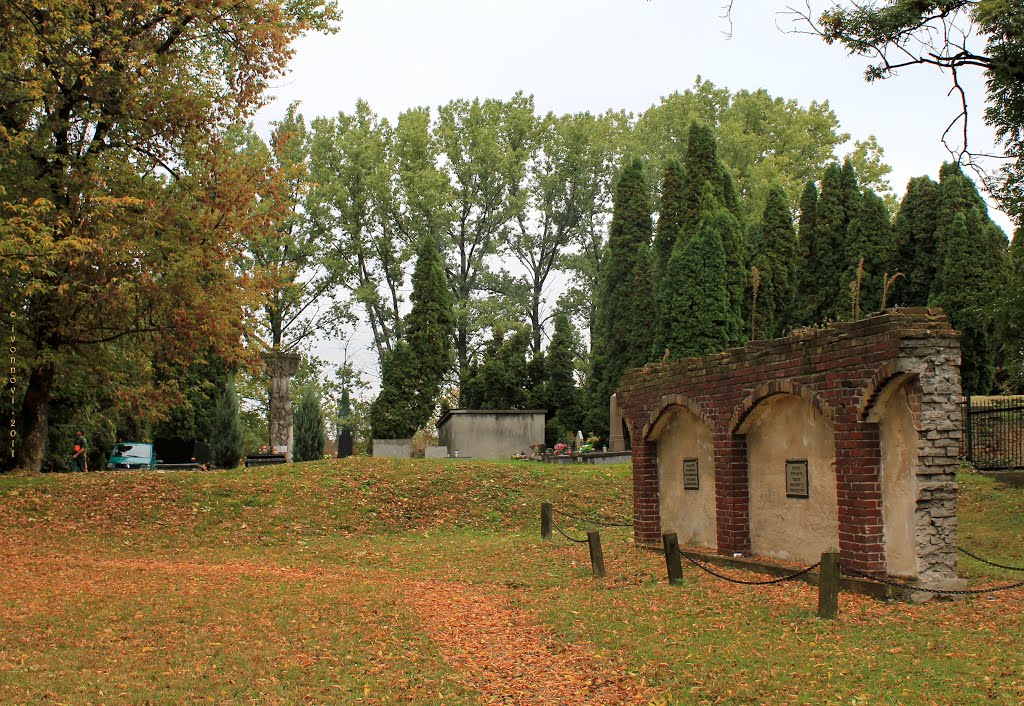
[[958, 546, 1024, 572], [840, 564, 1024, 596], [550, 518, 589, 544], [684, 556, 822, 586], [551, 508, 632, 528]]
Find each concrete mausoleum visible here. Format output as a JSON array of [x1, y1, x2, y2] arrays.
[[437, 409, 545, 460], [616, 309, 964, 588]]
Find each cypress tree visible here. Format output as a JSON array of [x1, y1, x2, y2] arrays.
[[814, 163, 847, 321], [369, 233, 455, 439], [654, 160, 685, 278], [750, 184, 798, 339], [890, 176, 941, 306], [369, 342, 418, 439], [658, 209, 733, 359], [845, 188, 895, 315], [793, 180, 819, 327], [657, 122, 747, 351], [545, 311, 582, 445], [930, 164, 1009, 393], [210, 376, 244, 469], [292, 386, 325, 462], [588, 158, 655, 435], [404, 232, 456, 425]]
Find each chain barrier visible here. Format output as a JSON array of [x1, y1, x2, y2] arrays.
[[840, 564, 1024, 596], [551, 508, 632, 528], [549, 517, 589, 544], [684, 555, 822, 586], [958, 546, 1024, 572]]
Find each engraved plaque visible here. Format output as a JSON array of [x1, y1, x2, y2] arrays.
[[683, 458, 699, 490], [786, 459, 809, 499]]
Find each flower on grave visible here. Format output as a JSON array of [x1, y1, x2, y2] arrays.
[[578, 443, 594, 454], [553, 442, 570, 455]]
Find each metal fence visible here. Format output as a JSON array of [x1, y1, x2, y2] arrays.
[[960, 396, 1024, 471]]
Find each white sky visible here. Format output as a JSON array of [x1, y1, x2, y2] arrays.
[[252, 0, 1010, 392]]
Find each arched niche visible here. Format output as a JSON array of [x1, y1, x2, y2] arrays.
[[737, 393, 838, 564], [648, 406, 717, 549], [865, 373, 920, 578]]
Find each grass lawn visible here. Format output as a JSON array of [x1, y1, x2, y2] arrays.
[[0, 459, 1021, 705]]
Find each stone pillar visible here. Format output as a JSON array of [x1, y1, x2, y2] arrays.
[[261, 351, 301, 462], [609, 394, 626, 451]]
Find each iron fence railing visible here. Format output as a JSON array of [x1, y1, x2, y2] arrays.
[[960, 395, 1024, 471]]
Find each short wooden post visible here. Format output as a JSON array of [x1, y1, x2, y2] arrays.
[[817, 550, 841, 619], [541, 502, 552, 540], [663, 532, 683, 585], [588, 531, 606, 578]]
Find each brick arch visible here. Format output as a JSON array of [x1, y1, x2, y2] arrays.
[[730, 380, 835, 434], [858, 361, 917, 421], [642, 393, 714, 441]]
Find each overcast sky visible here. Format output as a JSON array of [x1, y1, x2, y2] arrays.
[[251, 0, 1008, 391]]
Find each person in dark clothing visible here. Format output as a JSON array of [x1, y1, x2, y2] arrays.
[[71, 430, 88, 472]]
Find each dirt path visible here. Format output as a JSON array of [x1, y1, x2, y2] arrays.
[[402, 579, 658, 705]]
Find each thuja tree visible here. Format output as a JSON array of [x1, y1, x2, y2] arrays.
[[845, 188, 895, 316], [210, 377, 245, 469], [544, 311, 583, 445], [587, 158, 655, 433], [653, 160, 686, 277], [655, 123, 746, 354], [749, 185, 798, 340], [369, 233, 455, 438], [293, 387, 326, 462], [889, 176, 942, 306], [461, 327, 533, 410], [657, 210, 733, 359], [930, 163, 1010, 394]]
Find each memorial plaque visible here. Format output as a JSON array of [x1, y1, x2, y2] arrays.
[[786, 459, 809, 498], [683, 458, 699, 490]]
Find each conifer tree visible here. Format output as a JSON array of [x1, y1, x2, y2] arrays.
[[293, 386, 325, 462], [210, 376, 244, 469], [587, 158, 655, 434], [462, 327, 532, 410], [793, 180, 820, 326], [808, 162, 849, 322], [750, 185, 798, 339], [658, 210, 733, 358], [369, 233, 455, 439], [544, 311, 582, 445], [890, 176, 941, 306], [845, 188, 894, 315], [654, 160, 685, 278], [930, 164, 1009, 393]]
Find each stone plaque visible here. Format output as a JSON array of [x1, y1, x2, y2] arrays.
[[786, 459, 809, 499], [683, 458, 699, 490]]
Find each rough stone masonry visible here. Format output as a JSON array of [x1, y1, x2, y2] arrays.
[[616, 308, 963, 586]]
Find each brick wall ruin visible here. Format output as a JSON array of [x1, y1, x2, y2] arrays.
[[616, 309, 963, 585]]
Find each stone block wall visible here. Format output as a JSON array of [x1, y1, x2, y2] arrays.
[[616, 309, 963, 583]]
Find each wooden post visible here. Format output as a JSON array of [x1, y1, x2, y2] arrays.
[[541, 502, 552, 540], [817, 550, 841, 619], [663, 532, 683, 585], [588, 531, 606, 578]]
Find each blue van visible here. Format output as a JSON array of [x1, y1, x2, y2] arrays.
[[106, 442, 157, 471]]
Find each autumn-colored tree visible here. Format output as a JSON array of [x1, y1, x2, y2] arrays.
[[0, 1, 339, 471]]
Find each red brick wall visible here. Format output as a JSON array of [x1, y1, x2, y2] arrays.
[[617, 309, 962, 578]]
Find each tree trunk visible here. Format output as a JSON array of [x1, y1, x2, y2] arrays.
[[14, 362, 55, 473]]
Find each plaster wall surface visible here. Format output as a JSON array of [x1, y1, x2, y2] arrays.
[[373, 439, 411, 458], [437, 410, 546, 460], [878, 383, 919, 577], [745, 395, 838, 564], [654, 408, 717, 549]]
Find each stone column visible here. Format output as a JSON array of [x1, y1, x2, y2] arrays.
[[609, 394, 626, 451], [261, 351, 301, 462]]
